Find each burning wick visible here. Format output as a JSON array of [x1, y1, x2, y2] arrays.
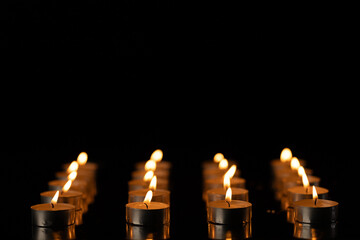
[[50, 190, 60, 208], [143, 190, 153, 210], [313, 186, 318, 206], [225, 187, 232, 207]]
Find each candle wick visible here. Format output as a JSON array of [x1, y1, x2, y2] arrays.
[[50, 203, 55, 208], [144, 202, 149, 209], [305, 187, 308, 194], [314, 198, 317, 206], [225, 200, 230, 207]]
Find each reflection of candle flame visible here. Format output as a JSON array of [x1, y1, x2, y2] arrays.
[[149, 176, 157, 191], [143, 171, 154, 181], [280, 148, 292, 162], [143, 190, 153, 209], [150, 149, 163, 162], [145, 160, 156, 171], [313, 186, 318, 205], [62, 179, 72, 193], [219, 159, 228, 170], [225, 187, 232, 207], [51, 190, 60, 208], [213, 153, 224, 163], [77, 152, 88, 165], [67, 161, 79, 173], [290, 157, 300, 170]]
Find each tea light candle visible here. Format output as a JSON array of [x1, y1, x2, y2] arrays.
[[207, 188, 248, 206], [294, 186, 338, 224], [126, 190, 170, 225], [128, 171, 169, 191], [135, 149, 172, 171], [31, 191, 76, 227], [128, 189, 170, 204], [207, 188, 252, 224]]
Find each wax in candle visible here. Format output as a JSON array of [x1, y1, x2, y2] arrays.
[[126, 202, 170, 225]]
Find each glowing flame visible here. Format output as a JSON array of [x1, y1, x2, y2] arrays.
[[150, 149, 163, 162], [149, 176, 157, 191], [302, 173, 309, 189], [67, 171, 77, 181], [225, 187, 232, 203], [62, 180, 72, 193], [224, 165, 237, 179], [143, 170, 154, 181], [214, 153, 224, 163], [223, 175, 231, 189], [77, 152, 88, 165], [298, 166, 305, 177], [290, 157, 300, 170], [51, 190, 60, 205], [144, 190, 153, 205], [219, 159, 228, 170], [145, 160, 157, 171], [280, 148, 292, 162], [67, 161, 79, 173], [313, 186, 318, 205]]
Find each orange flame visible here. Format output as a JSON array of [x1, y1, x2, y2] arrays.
[[224, 165, 237, 179], [225, 187, 232, 203], [77, 152, 88, 165], [145, 160, 157, 171], [280, 148, 292, 162], [290, 157, 300, 170], [313, 186, 318, 205], [149, 176, 157, 191], [143, 171, 154, 181], [213, 153, 224, 163], [144, 190, 153, 205], [150, 149, 163, 162], [62, 180, 72, 193], [67, 171, 77, 181], [219, 159, 228, 170], [51, 190, 60, 206], [67, 161, 79, 173], [223, 175, 231, 189]]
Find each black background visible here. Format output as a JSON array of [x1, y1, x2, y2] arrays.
[[2, 1, 358, 239]]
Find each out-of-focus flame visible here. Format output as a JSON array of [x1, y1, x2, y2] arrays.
[[145, 160, 157, 171], [313, 186, 318, 205], [302, 173, 309, 189], [290, 157, 300, 170], [67, 171, 77, 181], [149, 176, 157, 191], [144, 171, 154, 181], [77, 152, 88, 165], [67, 161, 79, 173], [298, 166, 305, 177], [225, 187, 232, 203], [62, 180, 72, 193], [213, 153, 224, 163], [280, 148, 292, 162], [219, 159, 228, 170], [144, 190, 153, 205], [150, 149, 163, 162], [51, 190, 60, 205], [224, 165, 237, 179], [223, 175, 231, 189]]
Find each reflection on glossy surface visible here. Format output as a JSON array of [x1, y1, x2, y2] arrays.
[[293, 221, 338, 239], [126, 223, 170, 239], [32, 225, 76, 240], [208, 222, 251, 239]]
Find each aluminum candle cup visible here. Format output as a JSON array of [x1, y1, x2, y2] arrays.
[[31, 203, 75, 227], [294, 199, 338, 224], [128, 179, 169, 191], [207, 188, 248, 206], [126, 202, 170, 226], [207, 200, 252, 225], [40, 190, 83, 225], [128, 189, 170, 204]]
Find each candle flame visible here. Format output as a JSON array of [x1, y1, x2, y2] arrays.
[[62, 180, 72, 193], [223, 175, 231, 189], [145, 160, 157, 171], [302, 173, 309, 189], [213, 153, 224, 163], [149, 176, 157, 191], [143, 170, 154, 181], [144, 190, 153, 205], [67, 171, 77, 181], [150, 149, 163, 162], [67, 161, 79, 173], [298, 166, 305, 177], [51, 190, 60, 205], [225, 187, 232, 203], [224, 165, 237, 179], [280, 148, 292, 162], [219, 159, 228, 170], [313, 186, 318, 205], [290, 157, 300, 170], [77, 152, 88, 165]]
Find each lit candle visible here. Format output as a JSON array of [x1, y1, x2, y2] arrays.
[[41, 180, 84, 225], [126, 190, 170, 225], [207, 188, 252, 224], [203, 159, 240, 180], [294, 186, 338, 224], [135, 149, 171, 171], [128, 170, 169, 191], [31, 191, 76, 227], [131, 160, 170, 180], [270, 148, 293, 173], [129, 176, 170, 204]]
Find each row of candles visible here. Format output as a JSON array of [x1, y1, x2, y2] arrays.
[[271, 148, 339, 239], [30, 152, 98, 240], [202, 153, 251, 239]]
